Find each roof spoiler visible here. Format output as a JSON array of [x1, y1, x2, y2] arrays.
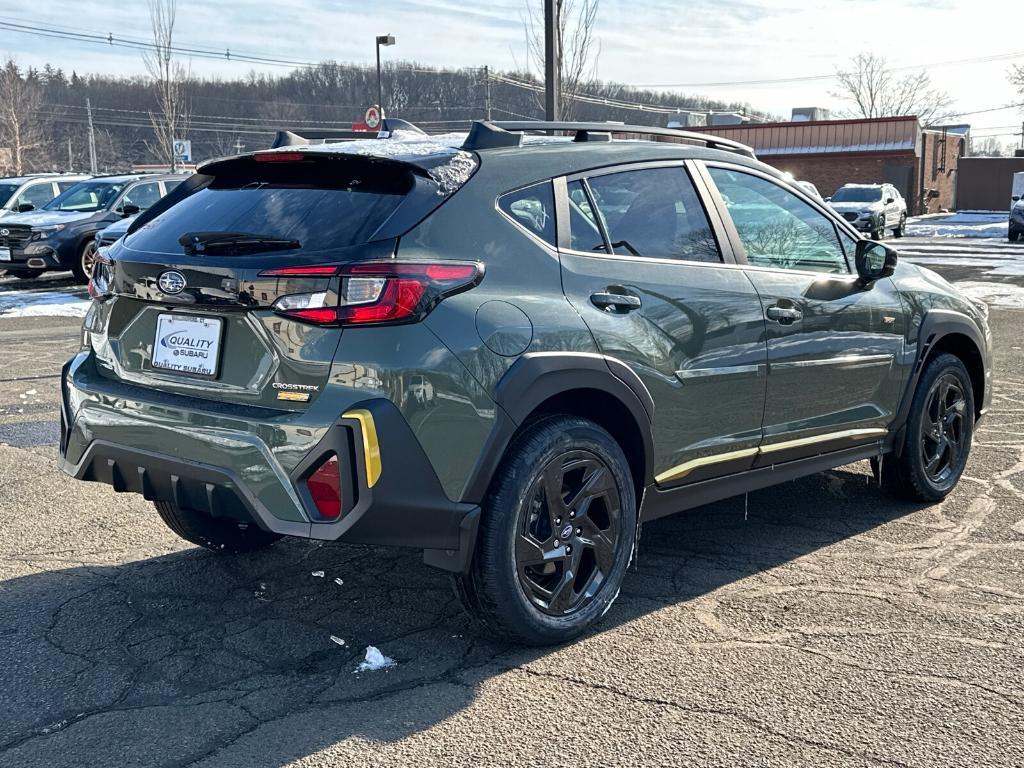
[[270, 118, 427, 148], [461, 120, 756, 158]]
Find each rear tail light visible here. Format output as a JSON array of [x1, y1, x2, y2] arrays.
[[262, 261, 483, 326], [87, 253, 113, 302], [253, 151, 308, 163], [306, 454, 343, 521]]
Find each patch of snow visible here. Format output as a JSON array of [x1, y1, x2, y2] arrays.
[[954, 281, 1024, 308], [355, 645, 396, 673], [0, 289, 90, 318], [427, 150, 478, 195], [310, 570, 324, 578], [333, 577, 344, 586], [330, 635, 346, 647], [905, 212, 1007, 239]]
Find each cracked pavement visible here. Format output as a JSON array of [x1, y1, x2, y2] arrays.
[[1, 262, 1023, 766]]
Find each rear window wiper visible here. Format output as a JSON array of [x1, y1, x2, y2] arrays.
[[179, 231, 301, 255]]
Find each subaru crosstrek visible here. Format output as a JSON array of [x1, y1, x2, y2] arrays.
[[828, 182, 907, 239], [60, 121, 992, 644]]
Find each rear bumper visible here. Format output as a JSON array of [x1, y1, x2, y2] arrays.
[[59, 352, 480, 572]]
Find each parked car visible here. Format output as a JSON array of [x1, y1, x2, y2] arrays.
[[61, 122, 991, 645], [0, 173, 187, 281], [0, 173, 91, 220], [795, 179, 823, 201], [94, 211, 142, 251], [827, 183, 907, 239], [1009, 172, 1024, 242]]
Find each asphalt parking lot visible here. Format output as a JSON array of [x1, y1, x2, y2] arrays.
[[1, 232, 1023, 766]]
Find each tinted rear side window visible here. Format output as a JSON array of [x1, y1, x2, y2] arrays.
[[580, 167, 721, 263], [498, 182, 556, 246], [124, 159, 413, 256]]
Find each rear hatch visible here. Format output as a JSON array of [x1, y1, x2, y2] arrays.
[[89, 145, 476, 410]]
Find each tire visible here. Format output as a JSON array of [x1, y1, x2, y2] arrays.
[[154, 500, 282, 553], [1010, 230, 1020, 243], [456, 416, 637, 645], [872, 220, 884, 240], [71, 240, 98, 283], [883, 353, 975, 502], [893, 214, 906, 238]]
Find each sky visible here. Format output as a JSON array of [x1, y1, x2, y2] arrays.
[[1, 0, 1021, 141]]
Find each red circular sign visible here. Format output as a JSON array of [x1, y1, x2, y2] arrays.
[[365, 106, 381, 129]]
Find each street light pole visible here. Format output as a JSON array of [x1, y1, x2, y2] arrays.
[[544, 0, 560, 122], [375, 34, 396, 118]]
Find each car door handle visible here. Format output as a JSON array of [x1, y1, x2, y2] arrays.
[[765, 304, 803, 324], [591, 291, 641, 312]]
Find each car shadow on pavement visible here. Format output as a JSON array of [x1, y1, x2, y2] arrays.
[[0, 464, 921, 767]]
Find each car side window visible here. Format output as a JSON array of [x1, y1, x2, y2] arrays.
[[567, 180, 605, 252], [498, 181, 556, 246], [17, 182, 56, 210], [578, 167, 721, 262], [708, 167, 849, 273], [121, 181, 162, 212]]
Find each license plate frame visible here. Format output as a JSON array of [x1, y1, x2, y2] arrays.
[[151, 313, 224, 378], [0, 247, 10, 262]]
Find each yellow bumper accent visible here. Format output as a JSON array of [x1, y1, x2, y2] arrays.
[[343, 409, 382, 488]]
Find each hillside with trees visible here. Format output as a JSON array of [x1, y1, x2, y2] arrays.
[[0, 58, 770, 174]]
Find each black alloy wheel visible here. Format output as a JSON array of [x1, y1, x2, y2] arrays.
[[920, 373, 968, 486], [516, 450, 622, 616]]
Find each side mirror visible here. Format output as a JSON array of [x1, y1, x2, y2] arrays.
[[120, 204, 141, 217], [16, 203, 34, 213], [856, 240, 898, 285], [1014, 196, 1021, 203], [885, 197, 895, 204]]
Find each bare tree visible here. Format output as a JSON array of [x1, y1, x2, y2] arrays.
[[143, 0, 190, 170], [523, 0, 601, 119], [833, 54, 953, 125], [0, 59, 47, 174]]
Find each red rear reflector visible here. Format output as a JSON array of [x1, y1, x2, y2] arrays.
[[259, 265, 340, 277], [253, 151, 306, 163], [307, 455, 342, 521]]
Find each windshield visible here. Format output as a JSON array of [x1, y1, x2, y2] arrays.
[[0, 183, 21, 207], [45, 180, 126, 213], [831, 186, 883, 203], [124, 160, 414, 255]]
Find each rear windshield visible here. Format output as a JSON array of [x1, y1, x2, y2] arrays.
[[831, 187, 882, 203], [123, 158, 415, 255]]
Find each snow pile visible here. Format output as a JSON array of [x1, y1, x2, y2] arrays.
[[954, 281, 1024, 308], [0, 289, 90, 318], [354, 645, 396, 673], [905, 212, 1007, 239], [427, 150, 478, 195]]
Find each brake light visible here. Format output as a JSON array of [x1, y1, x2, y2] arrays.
[[87, 253, 113, 302], [307, 454, 342, 521], [253, 151, 307, 163], [264, 261, 483, 326]]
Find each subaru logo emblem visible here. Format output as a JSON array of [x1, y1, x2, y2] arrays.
[[560, 524, 574, 540], [0, 229, 8, 236], [158, 270, 187, 295]]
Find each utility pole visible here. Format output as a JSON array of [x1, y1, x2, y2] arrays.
[[544, 0, 560, 121], [67, 138, 73, 172], [85, 98, 98, 174], [483, 66, 492, 121]]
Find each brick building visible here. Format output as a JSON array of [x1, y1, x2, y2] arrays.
[[697, 116, 967, 214]]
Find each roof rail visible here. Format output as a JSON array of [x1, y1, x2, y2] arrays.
[[269, 118, 426, 149], [461, 120, 756, 158]]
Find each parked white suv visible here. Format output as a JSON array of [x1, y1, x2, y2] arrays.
[[0, 174, 91, 220], [827, 183, 907, 239]]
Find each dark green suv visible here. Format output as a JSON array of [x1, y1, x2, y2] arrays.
[[60, 121, 992, 645]]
